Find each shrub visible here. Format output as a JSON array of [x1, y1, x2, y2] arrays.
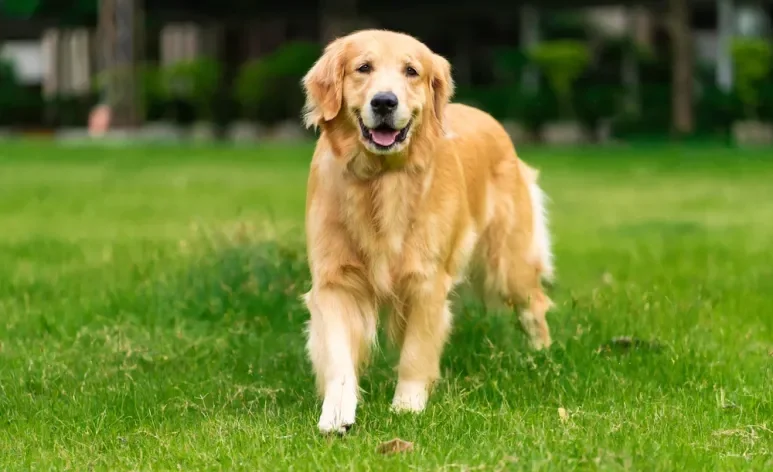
[[576, 84, 624, 129], [490, 46, 528, 85], [611, 83, 672, 139], [695, 84, 743, 136], [0, 59, 21, 124], [0, 59, 45, 127], [140, 64, 166, 120], [160, 58, 222, 121], [731, 38, 773, 120], [233, 59, 272, 122], [528, 40, 591, 120], [234, 41, 321, 125], [454, 86, 513, 122]]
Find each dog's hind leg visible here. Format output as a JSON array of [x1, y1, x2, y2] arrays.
[[489, 249, 553, 350], [480, 162, 555, 350], [510, 286, 553, 350]]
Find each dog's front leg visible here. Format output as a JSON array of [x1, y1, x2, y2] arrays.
[[304, 285, 377, 434], [391, 275, 453, 413]]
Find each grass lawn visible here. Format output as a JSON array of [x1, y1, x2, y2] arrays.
[[0, 141, 772, 470]]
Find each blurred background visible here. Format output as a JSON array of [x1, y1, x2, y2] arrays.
[[1, 0, 772, 146], [2, 4, 773, 467]]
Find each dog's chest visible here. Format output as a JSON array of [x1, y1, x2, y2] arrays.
[[341, 173, 424, 297]]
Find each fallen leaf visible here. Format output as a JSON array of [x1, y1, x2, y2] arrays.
[[558, 407, 569, 422], [377, 438, 414, 455]]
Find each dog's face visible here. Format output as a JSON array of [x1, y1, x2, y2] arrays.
[[302, 30, 453, 156]]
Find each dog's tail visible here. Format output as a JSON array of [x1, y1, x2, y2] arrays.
[[521, 162, 555, 284]]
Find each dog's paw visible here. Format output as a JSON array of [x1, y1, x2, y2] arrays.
[[318, 415, 354, 435], [318, 378, 358, 435], [391, 380, 428, 414], [529, 334, 552, 351]]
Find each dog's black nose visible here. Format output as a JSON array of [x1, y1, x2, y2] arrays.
[[370, 92, 398, 115]]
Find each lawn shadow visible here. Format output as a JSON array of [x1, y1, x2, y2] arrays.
[[63, 238, 322, 430], [86, 236, 721, 433]]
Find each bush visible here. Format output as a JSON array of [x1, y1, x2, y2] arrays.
[[528, 40, 591, 120], [490, 47, 528, 85], [695, 84, 742, 136], [454, 86, 513, 122], [45, 94, 98, 127], [731, 38, 773, 120], [0, 59, 46, 127], [160, 58, 222, 122], [759, 82, 773, 122], [140, 64, 166, 121], [611, 83, 671, 139], [234, 41, 321, 125], [576, 84, 624, 129], [0, 59, 22, 126], [0, 59, 18, 119]]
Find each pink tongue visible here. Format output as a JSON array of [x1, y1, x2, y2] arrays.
[[370, 129, 400, 146]]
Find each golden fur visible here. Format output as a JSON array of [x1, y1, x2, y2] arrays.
[[301, 29, 554, 434]]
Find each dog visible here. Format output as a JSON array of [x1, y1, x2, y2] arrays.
[[300, 29, 554, 434]]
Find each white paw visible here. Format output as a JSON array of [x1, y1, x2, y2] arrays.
[[317, 377, 358, 434], [391, 380, 428, 413], [530, 336, 552, 351]]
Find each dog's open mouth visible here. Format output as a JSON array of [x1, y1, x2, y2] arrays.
[[358, 117, 411, 150]]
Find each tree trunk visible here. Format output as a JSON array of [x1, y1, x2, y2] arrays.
[[98, 0, 144, 129], [669, 0, 694, 136]]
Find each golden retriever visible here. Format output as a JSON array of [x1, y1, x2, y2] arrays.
[[301, 29, 554, 434]]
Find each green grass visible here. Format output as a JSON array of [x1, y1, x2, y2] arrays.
[[0, 141, 772, 470]]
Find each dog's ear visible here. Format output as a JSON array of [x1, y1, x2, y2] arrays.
[[430, 53, 454, 126], [301, 38, 347, 129]]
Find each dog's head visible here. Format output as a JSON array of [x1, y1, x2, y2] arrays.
[[302, 30, 454, 156]]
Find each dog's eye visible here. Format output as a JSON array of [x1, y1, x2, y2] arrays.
[[405, 66, 418, 77], [356, 63, 372, 74]]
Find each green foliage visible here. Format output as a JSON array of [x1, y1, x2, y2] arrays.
[[0, 58, 20, 107], [695, 85, 741, 137], [611, 83, 672, 139], [603, 37, 656, 64], [44, 95, 98, 127], [490, 47, 528, 84], [161, 58, 222, 121], [0, 59, 21, 125], [0, 58, 43, 127], [234, 41, 321, 124], [731, 38, 773, 120], [528, 40, 591, 120], [139, 64, 166, 120], [576, 84, 624, 128], [233, 60, 272, 121], [0, 0, 40, 17]]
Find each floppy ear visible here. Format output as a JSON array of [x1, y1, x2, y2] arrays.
[[301, 38, 347, 129], [430, 53, 454, 126]]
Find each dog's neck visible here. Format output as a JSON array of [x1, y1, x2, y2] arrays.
[[345, 152, 412, 180], [344, 143, 435, 181]]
